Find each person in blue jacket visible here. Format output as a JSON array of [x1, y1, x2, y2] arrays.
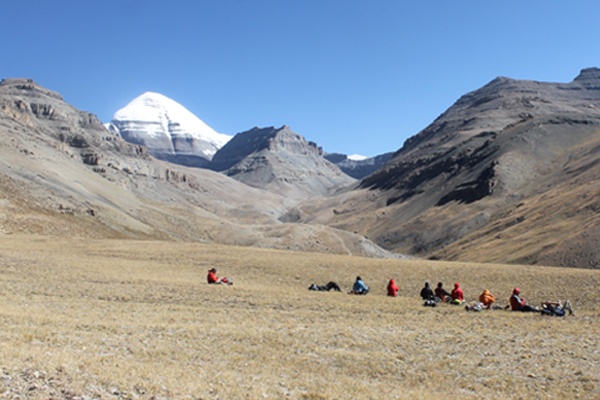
[[349, 276, 369, 295]]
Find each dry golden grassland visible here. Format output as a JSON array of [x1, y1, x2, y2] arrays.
[[0, 235, 598, 399]]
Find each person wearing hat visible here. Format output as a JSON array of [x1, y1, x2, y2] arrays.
[[207, 268, 233, 285], [509, 288, 538, 312]]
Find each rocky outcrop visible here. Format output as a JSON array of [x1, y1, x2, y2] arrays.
[[0, 79, 149, 174], [209, 126, 285, 171], [210, 126, 356, 199], [0, 78, 64, 100]]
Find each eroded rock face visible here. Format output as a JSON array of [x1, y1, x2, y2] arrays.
[[210, 125, 356, 199], [210, 126, 283, 172], [363, 68, 600, 202], [0, 78, 64, 100]]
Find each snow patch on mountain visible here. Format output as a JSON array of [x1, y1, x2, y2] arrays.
[[348, 154, 368, 161]]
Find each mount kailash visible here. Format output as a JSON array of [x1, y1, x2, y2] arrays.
[[106, 92, 232, 168]]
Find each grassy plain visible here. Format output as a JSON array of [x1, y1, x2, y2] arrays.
[[0, 234, 598, 399]]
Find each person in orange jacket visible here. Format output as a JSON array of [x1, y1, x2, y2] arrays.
[[387, 279, 399, 297], [479, 289, 496, 309], [207, 268, 233, 285]]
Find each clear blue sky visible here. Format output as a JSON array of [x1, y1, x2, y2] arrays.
[[3, 1, 599, 157]]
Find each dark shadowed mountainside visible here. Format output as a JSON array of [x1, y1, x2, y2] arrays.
[[298, 68, 600, 268]]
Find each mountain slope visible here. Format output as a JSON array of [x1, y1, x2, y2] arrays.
[[300, 68, 600, 268], [107, 92, 231, 167], [210, 126, 356, 200], [0, 78, 395, 258]]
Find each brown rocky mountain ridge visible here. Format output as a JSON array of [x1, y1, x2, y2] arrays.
[[2, 68, 600, 268], [295, 68, 600, 268], [209, 125, 356, 200]]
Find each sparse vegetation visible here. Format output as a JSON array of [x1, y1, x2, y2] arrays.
[[0, 235, 598, 399]]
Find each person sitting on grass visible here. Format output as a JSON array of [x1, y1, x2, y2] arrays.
[[509, 288, 538, 312], [479, 288, 496, 309], [349, 276, 369, 295], [387, 279, 399, 297], [465, 289, 496, 311], [207, 268, 233, 285], [450, 282, 465, 304], [434, 282, 451, 302], [420, 282, 434, 301]]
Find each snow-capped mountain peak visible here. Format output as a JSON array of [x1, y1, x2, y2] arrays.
[[108, 92, 232, 167]]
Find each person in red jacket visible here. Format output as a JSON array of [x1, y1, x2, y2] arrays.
[[450, 282, 464, 304], [387, 279, 399, 297], [510, 288, 538, 312], [207, 268, 233, 285]]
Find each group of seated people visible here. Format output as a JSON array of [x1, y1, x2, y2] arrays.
[[420, 281, 465, 305], [419, 282, 573, 315], [207, 268, 573, 316]]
